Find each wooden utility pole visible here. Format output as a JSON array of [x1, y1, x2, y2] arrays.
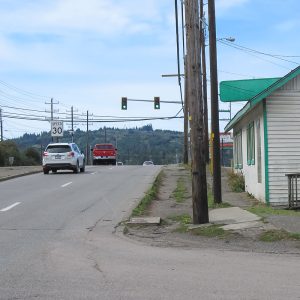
[[71, 106, 74, 142], [183, 55, 189, 165], [184, 0, 209, 224], [208, 0, 222, 203], [0, 108, 3, 141], [45, 98, 59, 142], [200, 0, 209, 164]]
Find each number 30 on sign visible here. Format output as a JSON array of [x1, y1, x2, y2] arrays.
[[51, 121, 64, 137]]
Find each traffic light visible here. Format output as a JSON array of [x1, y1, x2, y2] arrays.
[[121, 97, 127, 110], [154, 97, 160, 109]]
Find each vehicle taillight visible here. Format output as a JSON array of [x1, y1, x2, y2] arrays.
[[43, 151, 48, 157], [68, 151, 75, 157]]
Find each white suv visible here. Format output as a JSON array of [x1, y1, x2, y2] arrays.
[[42, 143, 85, 174]]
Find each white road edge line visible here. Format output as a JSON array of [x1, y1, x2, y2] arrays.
[[0, 202, 21, 212], [61, 182, 72, 188]]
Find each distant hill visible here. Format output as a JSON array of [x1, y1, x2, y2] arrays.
[[12, 125, 184, 165]]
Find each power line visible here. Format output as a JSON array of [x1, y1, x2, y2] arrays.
[[220, 40, 300, 64], [218, 40, 300, 69], [0, 104, 47, 114], [0, 79, 50, 100], [175, 0, 184, 108]]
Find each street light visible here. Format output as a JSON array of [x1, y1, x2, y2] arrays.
[[217, 37, 235, 42]]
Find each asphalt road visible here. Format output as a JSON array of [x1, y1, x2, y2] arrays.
[[0, 166, 299, 300]]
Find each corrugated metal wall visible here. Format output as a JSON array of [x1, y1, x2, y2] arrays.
[[267, 75, 300, 204]]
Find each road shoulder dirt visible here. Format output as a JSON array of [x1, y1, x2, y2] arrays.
[[124, 165, 300, 254]]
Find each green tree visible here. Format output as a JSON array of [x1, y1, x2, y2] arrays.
[[24, 147, 41, 165], [0, 141, 21, 166]]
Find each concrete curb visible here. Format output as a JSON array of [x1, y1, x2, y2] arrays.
[[0, 170, 42, 182]]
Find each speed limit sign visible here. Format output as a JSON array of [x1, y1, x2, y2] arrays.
[[51, 121, 64, 137]]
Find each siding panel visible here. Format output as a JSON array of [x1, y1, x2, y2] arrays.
[[267, 76, 300, 204]]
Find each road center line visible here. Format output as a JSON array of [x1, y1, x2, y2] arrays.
[[61, 182, 72, 188], [0, 202, 21, 212]]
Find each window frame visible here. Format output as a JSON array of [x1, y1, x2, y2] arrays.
[[247, 121, 255, 165], [234, 130, 243, 169]]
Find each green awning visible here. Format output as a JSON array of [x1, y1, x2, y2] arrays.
[[220, 78, 280, 102], [224, 66, 300, 132]]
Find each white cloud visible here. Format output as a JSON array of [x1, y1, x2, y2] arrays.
[[0, 0, 168, 37]]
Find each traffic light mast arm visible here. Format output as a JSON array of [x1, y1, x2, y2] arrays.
[[121, 97, 181, 110], [122, 98, 181, 104]]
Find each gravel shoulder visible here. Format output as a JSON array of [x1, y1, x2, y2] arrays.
[[124, 165, 300, 255]]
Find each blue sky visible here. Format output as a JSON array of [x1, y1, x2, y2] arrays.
[[0, 0, 299, 139]]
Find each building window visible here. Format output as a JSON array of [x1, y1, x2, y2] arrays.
[[234, 131, 243, 169], [256, 119, 262, 183], [247, 121, 255, 165]]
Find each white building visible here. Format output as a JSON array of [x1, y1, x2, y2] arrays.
[[221, 66, 300, 206]]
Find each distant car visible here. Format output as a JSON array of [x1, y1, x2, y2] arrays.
[[92, 143, 117, 165], [42, 142, 85, 174], [143, 161, 154, 166], [117, 161, 123, 166]]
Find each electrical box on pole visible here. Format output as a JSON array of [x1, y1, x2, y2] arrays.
[[121, 97, 127, 110], [154, 97, 160, 109]]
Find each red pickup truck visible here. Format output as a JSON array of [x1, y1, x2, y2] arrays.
[[92, 144, 117, 165]]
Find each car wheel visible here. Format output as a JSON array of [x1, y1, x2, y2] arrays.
[[43, 169, 49, 174], [73, 161, 79, 173], [80, 161, 85, 173], [52, 169, 57, 173]]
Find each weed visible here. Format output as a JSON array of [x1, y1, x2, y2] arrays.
[[247, 192, 255, 199], [169, 214, 192, 224], [190, 225, 229, 238], [259, 230, 300, 242], [170, 214, 230, 238], [227, 170, 245, 192], [247, 204, 300, 217], [131, 170, 164, 217], [169, 214, 192, 233], [172, 177, 187, 203]]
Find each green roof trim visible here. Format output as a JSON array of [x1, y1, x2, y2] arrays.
[[220, 78, 280, 102], [224, 66, 300, 132]]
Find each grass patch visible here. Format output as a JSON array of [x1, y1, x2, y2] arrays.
[[169, 214, 192, 233], [172, 177, 187, 203], [227, 170, 245, 192], [131, 170, 164, 217], [169, 214, 228, 238], [169, 214, 192, 224], [190, 224, 229, 238], [247, 204, 300, 217], [259, 229, 300, 242]]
